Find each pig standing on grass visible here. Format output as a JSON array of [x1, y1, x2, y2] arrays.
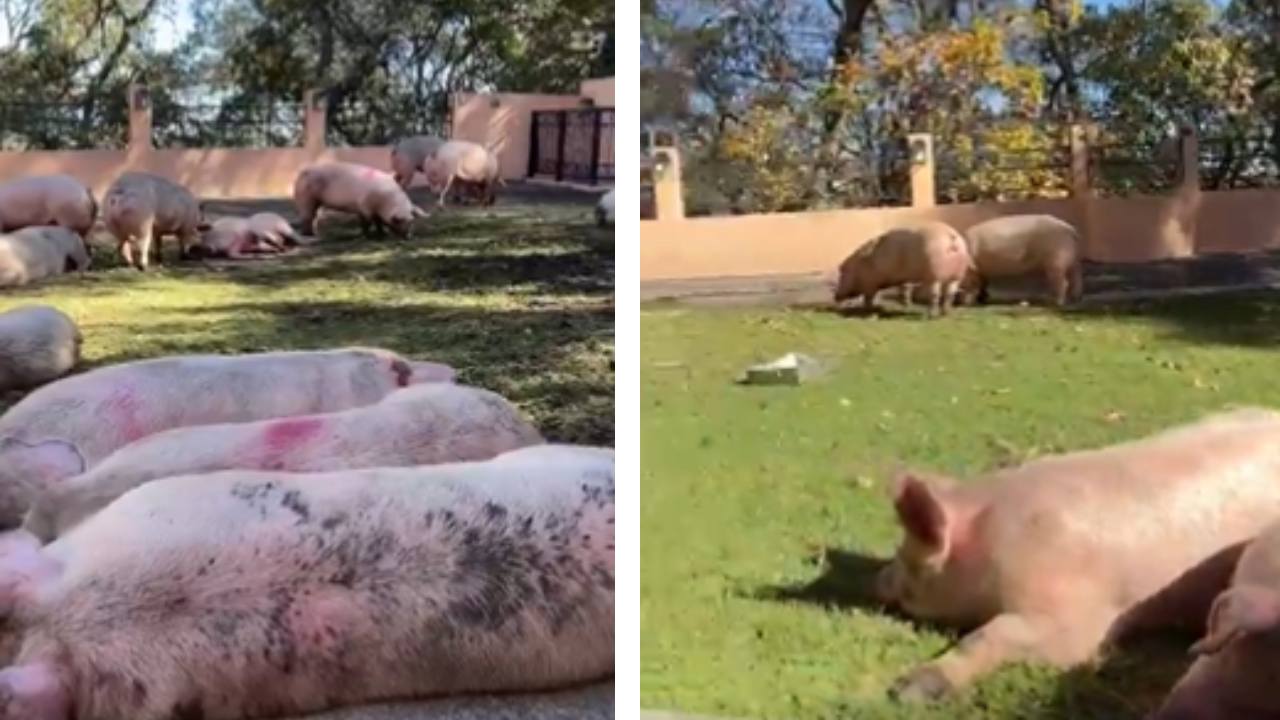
[[390, 135, 445, 189], [0, 444, 613, 720], [832, 221, 972, 318], [963, 214, 1084, 306], [0, 306, 80, 394], [876, 407, 1280, 703], [23, 383, 544, 542], [293, 162, 429, 238], [0, 348, 456, 528], [0, 175, 96, 237], [0, 227, 90, 288], [1148, 520, 1280, 719], [102, 172, 202, 270], [423, 140, 503, 207]]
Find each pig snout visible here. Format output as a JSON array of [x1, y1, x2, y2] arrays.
[[407, 361, 456, 384], [874, 562, 903, 607]]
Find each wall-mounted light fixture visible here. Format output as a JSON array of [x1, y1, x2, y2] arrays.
[[133, 86, 151, 111], [651, 152, 670, 180], [311, 91, 327, 110], [910, 137, 929, 166]]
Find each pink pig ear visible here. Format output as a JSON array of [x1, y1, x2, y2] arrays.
[[0, 439, 84, 483], [891, 471, 951, 553], [0, 662, 69, 719], [1191, 584, 1280, 656]]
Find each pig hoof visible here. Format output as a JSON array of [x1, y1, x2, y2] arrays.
[[889, 666, 954, 703]]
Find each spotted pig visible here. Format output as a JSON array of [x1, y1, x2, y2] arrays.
[[0, 444, 614, 720]]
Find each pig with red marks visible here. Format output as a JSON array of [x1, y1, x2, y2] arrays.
[[102, 172, 202, 270], [23, 383, 544, 542], [0, 444, 613, 720], [390, 135, 445, 189], [0, 348, 456, 528], [832, 221, 973, 318], [0, 175, 96, 237], [1148, 520, 1280, 719], [876, 407, 1280, 702], [293, 162, 429, 238]]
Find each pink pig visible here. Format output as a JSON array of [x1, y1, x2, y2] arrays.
[[876, 407, 1280, 702], [0, 175, 96, 237], [0, 348, 455, 529], [293, 162, 428, 237], [1148, 520, 1280, 719], [22, 383, 544, 541], [832, 221, 973, 318], [0, 444, 613, 720]]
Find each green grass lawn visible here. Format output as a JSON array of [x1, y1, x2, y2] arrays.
[[0, 193, 615, 445], [641, 292, 1280, 720]]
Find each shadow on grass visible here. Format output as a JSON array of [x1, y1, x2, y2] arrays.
[[751, 547, 892, 614], [1064, 290, 1280, 348]]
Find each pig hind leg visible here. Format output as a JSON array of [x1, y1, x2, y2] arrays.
[[1045, 265, 1070, 307], [924, 282, 943, 318], [941, 279, 960, 315], [891, 610, 1114, 703], [0, 663, 69, 720]]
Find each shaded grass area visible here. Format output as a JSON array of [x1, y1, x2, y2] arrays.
[[0, 190, 614, 445], [640, 292, 1280, 719]]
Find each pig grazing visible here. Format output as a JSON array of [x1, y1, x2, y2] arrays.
[[963, 214, 1084, 306], [423, 140, 502, 207], [0, 175, 96, 237], [23, 383, 544, 542], [390, 135, 445, 189], [832, 221, 972, 318], [1149, 520, 1280, 719], [293, 162, 429, 238], [0, 444, 613, 720], [0, 348, 456, 529], [0, 227, 90, 288], [102, 172, 202, 270], [0, 306, 80, 394], [876, 407, 1280, 702]]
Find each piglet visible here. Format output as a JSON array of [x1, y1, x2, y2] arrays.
[[0, 306, 80, 393], [0, 347, 455, 528], [876, 407, 1280, 702], [0, 444, 613, 720], [293, 162, 428, 238], [23, 383, 543, 541], [0, 175, 96, 237], [1147, 520, 1280, 719], [832, 221, 972, 318]]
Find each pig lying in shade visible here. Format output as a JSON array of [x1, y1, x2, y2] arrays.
[[0, 306, 80, 393], [0, 444, 614, 720], [0, 348, 456, 528], [0, 227, 90, 288], [1149, 519, 1280, 719], [876, 407, 1280, 702], [23, 383, 543, 541]]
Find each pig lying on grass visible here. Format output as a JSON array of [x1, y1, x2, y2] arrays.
[[102, 172, 202, 270], [0, 227, 90, 288], [0, 444, 614, 720], [23, 383, 543, 542], [877, 407, 1280, 702], [191, 213, 306, 260], [963, 214, 1084, 307], [832, 221, 973, 318], [1149, 520, 1280, 719], [0, 175, 96, 237], [293, 162, 428, 238], [0, 348, 456, 528], [0, 306, 80, 394]]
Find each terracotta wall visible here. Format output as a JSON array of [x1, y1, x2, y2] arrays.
[[639, 188, 1280, 280], [0, 78, 617, 200]]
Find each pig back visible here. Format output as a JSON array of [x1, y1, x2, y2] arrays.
[[966, 215, 1078, 275], [37, 448, 613, 718], [977, 410, 1280, 605]]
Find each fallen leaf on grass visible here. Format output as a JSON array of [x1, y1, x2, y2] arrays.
[[1104, 410, 1125, 423]]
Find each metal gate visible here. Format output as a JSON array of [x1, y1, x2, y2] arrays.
[[528, 108, 614, 184]]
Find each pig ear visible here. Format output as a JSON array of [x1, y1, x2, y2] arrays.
[[0, 439, 84, 482], [1191, 584, 1280, 656], [891, 471, 951, 552]]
